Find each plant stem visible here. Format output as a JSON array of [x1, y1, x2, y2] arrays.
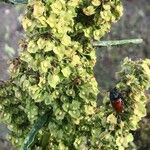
[[92, 39, 143, 47], [0, 0, 28, 4]]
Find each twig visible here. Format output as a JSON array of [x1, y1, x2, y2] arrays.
[[92, 39, 143, 47], [0, 0, 28, 4]]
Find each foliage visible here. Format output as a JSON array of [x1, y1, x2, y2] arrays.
[[133, 102, 150, 150], [0, 0, 150, 150]]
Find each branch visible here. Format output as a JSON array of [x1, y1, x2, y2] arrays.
[[0, 0, 28, 4], [93, 38, 143, 47]]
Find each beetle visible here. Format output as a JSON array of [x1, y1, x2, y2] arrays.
[[109, 88, 124, 113]]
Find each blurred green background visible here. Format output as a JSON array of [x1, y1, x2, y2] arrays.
[[0, 0, 149, 149]]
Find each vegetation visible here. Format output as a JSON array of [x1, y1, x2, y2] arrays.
[[0, 0, 150, 150]]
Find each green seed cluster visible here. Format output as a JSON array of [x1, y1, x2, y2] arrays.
[[99, 58, 150, 150], [1, 0, 149, 150]]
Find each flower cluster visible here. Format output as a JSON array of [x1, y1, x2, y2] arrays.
[[1, 0, 149, 150]]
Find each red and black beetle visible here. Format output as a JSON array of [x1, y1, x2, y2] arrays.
[[109, 88, 124, 113]]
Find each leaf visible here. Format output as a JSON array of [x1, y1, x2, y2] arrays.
[[89, 50, 96, 59], [62, 103, 70, 112], [84, 105, 95, 115], [61, 67, 71, 77], [61, 34, 71, 46], [93, 29, 105, 40], [100, 11, 111, 21], [21, 17, 32, 30], [38, 16, 47, 26], [37, 38, 46, 50], [71, 101, 81, 110], [46, 14, 57, 28], [83, 6, 95, 16], [54, 108, 65, 120], [129, 116, 139, 130], [103, 4, 111, 10], [28, 40, 38, 53], [45, 41, 54, 52], [58, 142, 66, 150], [126, 133, 133, 142], [92, 0, 101, 6], [118, 146, 125, 150], [27, 105, 38, 119], [53, 46, 64, 60], [116, 137, 122, 146], [115, 5, 123, 16], [22, 112, 50, 150], [66, 89, 75, 97], [20, 51, 33, 63], [68, 110, 80, 119], [48, 74, 60, 88], [71, 55, 81, 66], [50, 1, 63, 14], [83, 27, 91, 38], [106, 114, 117, 124], [40, 60, 50, 73], [33, 1, 45, 18]]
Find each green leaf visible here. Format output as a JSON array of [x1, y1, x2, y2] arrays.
[[21, 17, 32, 30], [126, 133, 133, 142], [22, 112, 50, 150], [68, 110, 80, 119], [53, 46, 65, 60], [62, 103, 70, 112], [37, 38, 46, 50], [33, 1, 45, 18], [106, 114, 117, 124], [84, 105, 95, 115], [91, 0, 101, 6], [115, 5, 123, 16], [54, 108, 65, 120], [46, 14, 57, 28], [58, 142, 66, 150], [45, 41, 54, 52], [83, 6, 95, 16], [118, 146, 125, 150], [103, 4, 111, 10], [48, 73, 60, 88], [71, 101, 80, 110], [90, 50, 96, 59], [116, 137, 122, 146], [40, 60, 50, 73], [61, 34, 71, 46], [61, 67, 71, 77], [50, 1, 63, 14], [71, 55, 81, 66], [66, 89, 75, 97]]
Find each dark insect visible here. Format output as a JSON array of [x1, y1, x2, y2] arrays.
[[109, 88, 124, 113]]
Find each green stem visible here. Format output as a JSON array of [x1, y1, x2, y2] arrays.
[[92, 39, 143, 47], [0, 0, 28, 4]]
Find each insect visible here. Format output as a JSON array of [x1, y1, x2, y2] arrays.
[[109, 88, 124, 113]]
